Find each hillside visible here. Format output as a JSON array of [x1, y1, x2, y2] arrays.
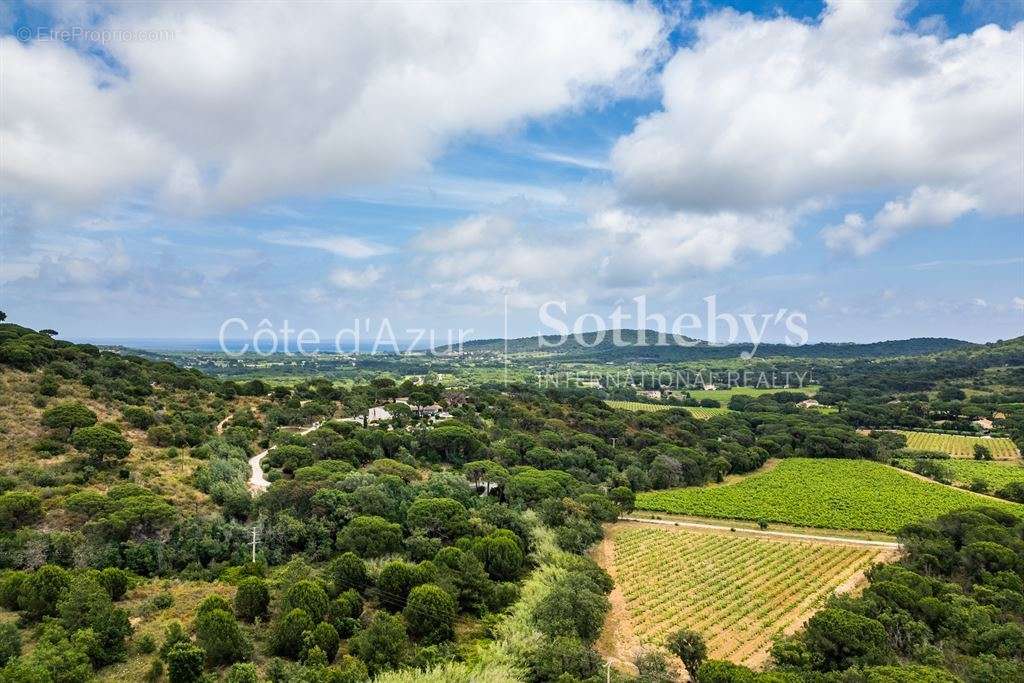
[[0, 319, 1021, 682], [443, 329, 971, 361]]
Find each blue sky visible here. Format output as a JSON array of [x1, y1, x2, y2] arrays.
[[1, 0, 1022, 344]]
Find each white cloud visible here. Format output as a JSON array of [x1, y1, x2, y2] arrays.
[[260, 232, 392, 258], [413, 215, 516, 252], [2, 1, 666, 214], [822, 186, 978, 255], [532, 150, 612, 171], [590, 207, 795, 274], [1014, 297, 1024, 312], [408, 207, 795, 310], [610, 0, 1022, 222], [329, 265, 384, 289]]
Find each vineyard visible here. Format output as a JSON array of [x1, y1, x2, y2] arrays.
[[686, 385, 819, 401], [604, 400, 729, 420], [606, 525, 889, 668], [635, 458, 1024, 533], [893, 430, 1019, 459], [898, 458, 1024, 491]]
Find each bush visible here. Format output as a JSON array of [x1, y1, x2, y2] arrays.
[[136, 633, 157, 655], [147, 425, 175, 447], [57, 573, 132, 666], [336, 516, 403, 557], [98, 567, 129, 601], [158, 621, 190, 660], [71, 425, 133, 467], [376, 561, 427, 610], [0, 622, 21, 667], [166, 642, 205, 683], [0, 491, 43, 531], [328, 590, 363, 637], [18, 564, 70, 621], [349, 611, 409, 675], [235, 577, 270, 622], [323, 656, 369, 683], [666, 629, 707, 679], [123, 406, 156, 429], [195, 608, 250, 666], [532, 635, 601, 681], [41, 402, 96, 435], [803, 607, 893, 671], [196, 594, 233, 617], [271, 608, 314, 659], [226, 662, 259, 683], [473, 532, 524, 581], [403, 583, 457, 644], [634, 650, 673, 683], [996, 481, 1024, 504], [145, 658, 164, 683], [151, 592, 174, 610], [282, 580, 330, 622], [0, 572, 24, 610], [327, 552, 368, 593], [531, 571, 609, 644], [309, 621, 340, 662]]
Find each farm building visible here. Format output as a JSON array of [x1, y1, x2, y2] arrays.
[[637, 389, 662, 400], [797, 399, 821, 408]]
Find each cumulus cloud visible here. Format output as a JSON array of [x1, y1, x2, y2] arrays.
[[821, 186, 978, 255], [610, 0, 1022, 236], [2, 1, 666, 214], [590, 207, 795, 274], [408, 206, 796, 311]]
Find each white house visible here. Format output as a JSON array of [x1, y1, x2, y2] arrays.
[[366, 406, 393, 423]]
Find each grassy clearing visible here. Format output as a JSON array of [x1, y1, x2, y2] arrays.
[[893, 430, 1019, 459], [93, 581, 236, 682], [636, 458, 1023, 533], [603, 524, 888, 668], [604, 400, 729, 420]]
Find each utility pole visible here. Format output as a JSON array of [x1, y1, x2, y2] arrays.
[[250, 526, 260, 564]]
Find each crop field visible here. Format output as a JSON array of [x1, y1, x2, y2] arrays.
[[894, 430, 1019, 459], [685, 385, 819, 401], [605, 525, 889, 668], [605, 400, 672, 412], [898, 458, 1024, 491], [604, 400, 729, 420], [635, 458, 1023, 533]]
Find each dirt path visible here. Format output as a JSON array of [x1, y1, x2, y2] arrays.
[[618, 516, 901, 549], [248, 422, 320, 495], [215, 415, 230, 435], [593, 533, 643, 676]]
